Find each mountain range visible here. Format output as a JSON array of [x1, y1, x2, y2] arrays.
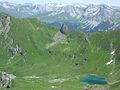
[[0, 2, 120, 32]]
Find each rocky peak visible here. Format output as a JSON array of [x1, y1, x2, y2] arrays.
[[60, 24, 69, 35]]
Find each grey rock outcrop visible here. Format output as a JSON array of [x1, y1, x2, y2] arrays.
[[46, 24, 68, 49], [8, 43, 26, 62], [0, 13, 11, 39], [8, 43, 22, 55], [60, 24, 69, 35], [0, 71, 16, 88]]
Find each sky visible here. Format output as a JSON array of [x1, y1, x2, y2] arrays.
[[0, 0, 120, 6]]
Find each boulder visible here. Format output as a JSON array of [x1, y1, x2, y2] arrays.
[[0, 71, 16, 88]]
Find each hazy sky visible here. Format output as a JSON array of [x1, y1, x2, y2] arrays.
[[0, 0, 120, 6]]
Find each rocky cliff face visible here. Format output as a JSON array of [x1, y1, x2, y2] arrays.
[[0, 14, 26, 64], [0, 13, 10, 39], [46, 24, 69, 49], [0, 15, 15, 89], [60, 24, 69, 35]]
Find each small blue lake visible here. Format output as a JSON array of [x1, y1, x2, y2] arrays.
[[80, 75, 108, 85]]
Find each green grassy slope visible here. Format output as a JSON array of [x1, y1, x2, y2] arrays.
[[0, 15, 120, 90]]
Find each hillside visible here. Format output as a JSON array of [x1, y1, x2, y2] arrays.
[[0, 14, 120, 90]]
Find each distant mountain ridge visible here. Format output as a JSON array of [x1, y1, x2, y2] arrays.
[[0, 2, 120, 32]]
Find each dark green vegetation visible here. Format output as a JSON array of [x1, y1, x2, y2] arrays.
[[0, 14, 120, 90]]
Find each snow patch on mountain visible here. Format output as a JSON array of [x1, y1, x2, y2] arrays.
[[0, 2, 16, 9], [106, 60, 113, 65], [0, 2, 120, 31], [110, 50, 115, 55], [106, 49, 115, 65]]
